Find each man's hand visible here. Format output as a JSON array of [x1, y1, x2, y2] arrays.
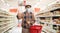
[[27, 21, 30, 24]]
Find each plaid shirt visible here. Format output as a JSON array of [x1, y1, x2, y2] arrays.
[[22, 11, 35, 29]]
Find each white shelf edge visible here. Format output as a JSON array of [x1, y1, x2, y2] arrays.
[[0, 15, 14, 17], [0, 21, 14, 25], [39, 21, 60, 25], [36, 15, 60, 17], [0, 23, 14, 30], [43, 27, 56, 33], [2, 23, 17, 33]]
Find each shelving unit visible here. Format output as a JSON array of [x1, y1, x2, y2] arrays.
[[0, 9, 18, 33], [36, 1, 60, 33]]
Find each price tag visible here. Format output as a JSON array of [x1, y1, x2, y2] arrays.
[[10, 9, 17, 13], [34, 8, 40, 12]]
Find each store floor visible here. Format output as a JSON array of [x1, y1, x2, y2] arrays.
[[8, 22, 46, 33], [8, 25, 45, 33], [8, 26, 22, 33]]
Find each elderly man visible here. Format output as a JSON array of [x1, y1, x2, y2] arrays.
[[17, 5, 35, 33]]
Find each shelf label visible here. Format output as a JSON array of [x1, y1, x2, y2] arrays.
[[34, 8, 40, 12], [10, 8, 18, 13]]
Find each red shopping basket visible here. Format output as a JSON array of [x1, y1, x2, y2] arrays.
[[30, 25, 42, 33]]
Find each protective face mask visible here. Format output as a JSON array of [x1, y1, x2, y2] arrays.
[[26, 8, 32, 12]]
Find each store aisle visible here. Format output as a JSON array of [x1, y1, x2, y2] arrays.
[[8, 27, 45, 33], [8, 23, 45, 33]]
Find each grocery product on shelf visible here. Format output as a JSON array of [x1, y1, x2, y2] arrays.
[[53, 16, 60, 24]]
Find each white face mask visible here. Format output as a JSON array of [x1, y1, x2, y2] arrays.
[[26, 8, 32, 12]]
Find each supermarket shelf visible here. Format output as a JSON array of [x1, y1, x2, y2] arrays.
[[43, 26, 56, 33], [0, 19, 14, 21], [0, 10, 14, 16], [0, 7, 17, 33], [0, 21, 14, 25], [0, 23, 16, 33], [36, 2, 60, 15], [53, 15, 60, 17], [42, 28, 48, 33], [51, 23, 60, 25], [0, 23, 14, 30], [39, 21, 60, 25], [42, 26, 54, 33], [2, 25, 14, 33], [36, 1, 60, 33], [2, 23, 17, 33], [0, 18, 14, 21], [36, 15, 60, 17], [0, 24, 16, 33], [0, 15, 14, 17], [0, 18, 12, 20], [36, 15, 51, 17]]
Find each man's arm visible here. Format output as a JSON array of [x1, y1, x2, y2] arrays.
[[31, 13, 35, 24]]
